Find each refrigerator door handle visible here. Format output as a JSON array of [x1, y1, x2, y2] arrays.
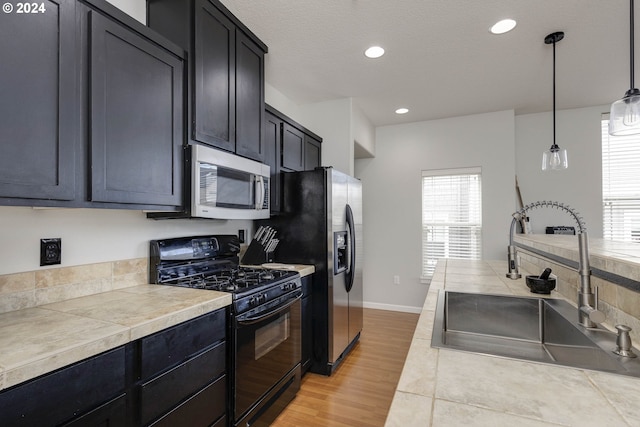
[[345, 204, 356, 292]]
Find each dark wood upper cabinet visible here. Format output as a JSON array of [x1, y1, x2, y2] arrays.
[[148, 0, 268, 162], [304, 136, 322, 171], [0, 0, 186, 210], [0, 0, 76, 201], [264, 111, 283, 213], [89, 10, 183, 206], [282, 124, 305, 171], [235, 31, 266, 161], [264, 105, 322, 214], [194, 1, 235, 152]]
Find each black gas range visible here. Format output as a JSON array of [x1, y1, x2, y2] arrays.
[[149, 235, 301, 315], [149, 235, 302, 427]]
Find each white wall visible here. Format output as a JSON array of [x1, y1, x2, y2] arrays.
[[106, 0, 146, 23], [515, 105, 606, 237], [0, 207, 252, 275], [352, 104, 375, 157], [298, 98, 354, 175], [265, 83, 305, 124], [355, 110, 516, 312]]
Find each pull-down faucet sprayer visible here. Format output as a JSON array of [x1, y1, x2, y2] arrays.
[[506, 201, 605, 328]]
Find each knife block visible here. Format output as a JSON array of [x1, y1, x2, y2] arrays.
[[240, 239, 274, 265]]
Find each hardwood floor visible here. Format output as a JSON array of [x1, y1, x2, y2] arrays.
[[271, 308, 419, 427]]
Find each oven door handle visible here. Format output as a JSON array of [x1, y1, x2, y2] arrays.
[[236, 293, 302, 325]]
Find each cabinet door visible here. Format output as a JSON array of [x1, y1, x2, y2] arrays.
[[235, 31, 265, 162], [194, 0, 235, 152], [304, 136, 321, 170], [282, 123, 305, 171], [264, 112, 282, 213], [89, 11, 183, 206], [0, 347, 126, 427], [0, 0, 76, 201]]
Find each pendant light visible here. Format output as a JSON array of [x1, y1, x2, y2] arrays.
[[542, 31, 568, 171], [609, 0, 640, 136]]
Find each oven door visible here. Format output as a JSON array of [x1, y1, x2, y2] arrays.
[[233, 293, 301, 421]]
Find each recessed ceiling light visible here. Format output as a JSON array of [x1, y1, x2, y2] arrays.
[[490, 19, 517, 35], [364, 46, 385, 58], [395, 108, 409, 115]]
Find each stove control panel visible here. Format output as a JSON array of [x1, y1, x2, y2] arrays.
[[235, 277, 301, 315]]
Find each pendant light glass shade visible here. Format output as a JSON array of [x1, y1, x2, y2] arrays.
[[609, 0, 640, 135], [542, 31, 568, 171], [542, 144, 568, 171], [609, 90, 640, 135]]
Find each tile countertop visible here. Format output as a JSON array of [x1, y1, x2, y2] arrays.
[[0, 284, 231, 392], [385, 259, 640, 427], [513, 233, 640, 282]]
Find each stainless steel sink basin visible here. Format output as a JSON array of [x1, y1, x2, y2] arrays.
[[431, 290, 640, 377]]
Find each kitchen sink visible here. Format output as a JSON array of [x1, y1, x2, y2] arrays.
[[431, 291, 640, 377]]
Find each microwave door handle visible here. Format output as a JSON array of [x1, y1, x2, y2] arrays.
[[255, 176, 265, 209]]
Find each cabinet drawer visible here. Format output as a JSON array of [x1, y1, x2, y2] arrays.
[[140, 308, 226, 380], [149, 375, 226, 427], [141, 340, 226, 425], [0, 346, 126, 427], [62, 394, 127, 427]]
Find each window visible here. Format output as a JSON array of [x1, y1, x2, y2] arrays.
[[421, 168, 482, 279], [601, 115, 640, 242]]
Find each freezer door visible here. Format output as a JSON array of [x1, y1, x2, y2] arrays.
[[329, 169, 349, 365]]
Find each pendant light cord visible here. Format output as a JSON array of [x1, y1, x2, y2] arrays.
[[553, 37, 557, 148], [631, 0, 635, 89]]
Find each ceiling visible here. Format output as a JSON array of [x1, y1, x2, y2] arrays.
[[219, 0, 635, 128]]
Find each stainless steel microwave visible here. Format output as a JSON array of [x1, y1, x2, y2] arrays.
[[191, 144, 270, 220]]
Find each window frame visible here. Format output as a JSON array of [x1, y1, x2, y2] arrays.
[[601, 114, 640, 243], [421, 167, 483, 281]]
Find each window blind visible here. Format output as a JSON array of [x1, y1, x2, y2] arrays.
[[421, 168, 482, 279], [601, 116, 640, 242]]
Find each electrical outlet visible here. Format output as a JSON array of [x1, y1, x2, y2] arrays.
[[393, 275, 400, 285], [40, 238, 61, 266], [238, 229, 246, 244]]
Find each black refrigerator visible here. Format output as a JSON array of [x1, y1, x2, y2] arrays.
[[264, 167, 363, 375]]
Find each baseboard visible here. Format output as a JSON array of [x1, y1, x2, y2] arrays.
[[362, 301, 422, 314]]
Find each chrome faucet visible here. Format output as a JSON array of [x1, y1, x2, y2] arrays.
[[506, 201, 605, 328]]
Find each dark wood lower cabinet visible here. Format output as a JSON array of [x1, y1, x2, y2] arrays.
[[62, 394, 128, 427], [138, 309, 228, 426], [0, 347, 127, 427], [140, 342, 226, 425], [0, 308, 228, 427], [301, 275, 313, 375], [149, 376, 226, 427]]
